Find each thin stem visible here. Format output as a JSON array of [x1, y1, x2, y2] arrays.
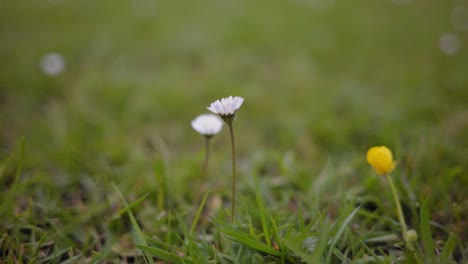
[[202, 136, 210, 188], [197, 136, 211, 202], [228, 123, 236, 223], [386, 174, 408, 240]]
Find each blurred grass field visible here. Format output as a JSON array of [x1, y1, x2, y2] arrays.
[[1, 0, 468, 263]]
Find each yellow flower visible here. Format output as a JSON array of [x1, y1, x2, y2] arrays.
[[366, 146, 396, 175]]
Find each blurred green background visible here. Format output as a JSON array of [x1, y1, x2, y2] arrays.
[[1, 0, 467, 245]]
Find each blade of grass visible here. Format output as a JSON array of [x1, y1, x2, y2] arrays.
[[332, 247, 348, 262], [0, 137, 26, 217], [440, 233, 456, 264], [115, 192, 150, 217], [13, 136, 26, 188], [297, 204, 305, 231], [154, 156, 168, 211], [112, 183, 151, 263], [359, 240, 391, 263], [40, 247, 72, 262], [234, 243, 244, 263], [283, 238, 314, 263], [136, 245, 193, 264], [255, 184, 271, 247], [248, 216, 255, 237], [285, 200, 329, 261], [364, 234, 399, 243], [420, 199, 435, 263], [270, 216, 283, 251], [190, 191, 210, 235], [173, 211, 205, 262], [112, 183, 148, 247], [309, 221, 329, 263], [30, 232, 49, 261], [60, 255, 83, 264], [270, 215, 293, 263], [213, 218, 280, 257], [326, 205, 361, 263]]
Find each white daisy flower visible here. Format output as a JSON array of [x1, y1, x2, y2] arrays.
[[207, 96, 244, 117], [191, 114, 224, 136], [206, 96, 244, 222]]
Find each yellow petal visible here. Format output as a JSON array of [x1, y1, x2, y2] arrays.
[[366, 146, 396, 175]]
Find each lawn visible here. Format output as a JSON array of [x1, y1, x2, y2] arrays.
[[1, 0, 467, 263]]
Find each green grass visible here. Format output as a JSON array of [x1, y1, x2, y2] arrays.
[[1, 0, 467, 263]]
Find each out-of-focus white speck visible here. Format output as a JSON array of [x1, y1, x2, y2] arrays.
[[451, 5, 468, 32], [40, 53, 66, 76], [439, 33, 460, 56]]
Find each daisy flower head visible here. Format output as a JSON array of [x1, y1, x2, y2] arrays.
[[207, 96, 244, 123], [191, 114, 224, 137]]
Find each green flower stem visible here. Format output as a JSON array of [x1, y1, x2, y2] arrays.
[[198, 136, 211, 200], [385, 174, 408, 241], [228, 123, 236, 223], [202, 136, 210, 187]]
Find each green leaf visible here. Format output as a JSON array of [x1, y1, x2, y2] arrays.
[[420, 199, 435, 263], [112, 183, 151, 263], [440, 233, 456, 264], [137, 245, 193, 264], [116, 192, 150, 216], [112, 183, 148, 247], [14, 136, 26, 188], [190, 191, 210, 235], [364, 234, 399, 243], [326, 205, 361, 263], [297, 204, 305, 230], [153, 157, 168, 211], [255, 184, 271, 247], [270, 216, 283, 252], [0, 136, 26, 217], [213, 219, 280, 257], [40, 247, 72, 262], [283, 239, 315, 263]]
